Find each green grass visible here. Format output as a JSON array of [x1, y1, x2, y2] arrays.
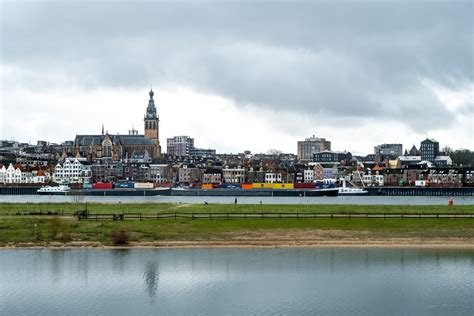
[[0, 216, 473, 245], [0, 203, 472, 246], [0, 202, 472, 216]]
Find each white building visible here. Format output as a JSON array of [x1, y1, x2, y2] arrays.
[[362, 173, 384, 187], [223, 166, 245, 183], [265, 172, 282, 183], [53, 158, 86, 184], [0, 163, 49, 184], [303, 169, 314, 183], [0, 165, 6, 184], [6, 163, 22, 184]]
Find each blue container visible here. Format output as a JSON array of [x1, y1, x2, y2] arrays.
[[113, 182, 134, 189], [221, 183, 241, 189]]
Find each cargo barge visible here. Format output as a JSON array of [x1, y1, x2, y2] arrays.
[[170, 188, 339, 197], [1, 183, 473, 196]]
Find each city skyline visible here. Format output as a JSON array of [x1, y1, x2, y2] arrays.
[[1, 1, 473, 154]]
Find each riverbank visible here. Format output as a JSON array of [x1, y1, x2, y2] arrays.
[[3, 238, 474, 249], [1, 202, 473, 215], [1, 203, 473, 248]]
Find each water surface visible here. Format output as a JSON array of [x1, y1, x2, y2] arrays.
[[1, 248, 473, 315]]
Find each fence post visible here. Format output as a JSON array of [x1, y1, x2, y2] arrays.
[[140, 213, 142, 221], [175, 212, 177, 220], [210, 213, 212, 220], [192, 212, 195, 220], [227, 213, 229, 220], [297, 212, 299, 220]]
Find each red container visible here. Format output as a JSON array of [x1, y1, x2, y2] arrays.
[[92, 182, 113, 189], [242, 183, 253, 189], [154, 182, 173, 188], [212, 183, 221, 189], [294, 183, 315, 189]]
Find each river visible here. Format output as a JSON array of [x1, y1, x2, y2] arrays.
[[1, 248, 473, 315], [1, 195, 474, 205]]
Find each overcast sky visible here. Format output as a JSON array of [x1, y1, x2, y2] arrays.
[[1, 0, 473, 155]]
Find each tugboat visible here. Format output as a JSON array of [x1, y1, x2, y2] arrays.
[[37, 185, 70, 195]]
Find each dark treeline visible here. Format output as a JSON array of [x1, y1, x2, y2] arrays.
[[448, 149, 474, 166]]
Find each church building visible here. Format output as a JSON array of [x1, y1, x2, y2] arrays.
[[73, 89, 162, 161]]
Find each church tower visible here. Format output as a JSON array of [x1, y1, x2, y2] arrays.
[[144, 89, 161, 156]]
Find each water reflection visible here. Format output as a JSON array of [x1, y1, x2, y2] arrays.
[[111, 249, 130, 272], [1, 249, 473, 315], [143, 261, 160, 302], [50, 250, 65, 283]]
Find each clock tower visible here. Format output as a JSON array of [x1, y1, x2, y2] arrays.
[[144, 89, 161, 156]]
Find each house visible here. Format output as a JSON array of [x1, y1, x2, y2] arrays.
[[53, 158, 87, 184], [222, 166, 245, 183]]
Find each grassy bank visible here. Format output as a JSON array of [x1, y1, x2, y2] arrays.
[[0, 202, 472, 216], [0, 203, 473, 247]]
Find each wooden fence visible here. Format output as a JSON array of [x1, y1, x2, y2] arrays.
[[76, 211, 474, 221]]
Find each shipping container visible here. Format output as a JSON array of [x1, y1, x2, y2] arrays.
[[202, 184, 213, 189], [154, 182, 173, 188], [114, 182, 134, 189], [241, 183, 253, 189], [415, 180, 427, 187], [294, 183, 315, 189], [83, 183, 93, 189], [252, 183, 273, 189], [134, 182, 154, 189], [92, 182, 113, 189], [221, 183, 241, 189], [273, 183, 294, 189]]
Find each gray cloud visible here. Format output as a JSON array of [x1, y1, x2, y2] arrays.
[[1, 1, 472, 133]]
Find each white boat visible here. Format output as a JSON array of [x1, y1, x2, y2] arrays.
[[37, 185, 70, 194], [338, 179, 368, 195], [171, 187, 189, 191]]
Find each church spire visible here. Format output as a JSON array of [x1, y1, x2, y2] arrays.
[[101, 124, 104, 136], [145, 88, 157, 119]]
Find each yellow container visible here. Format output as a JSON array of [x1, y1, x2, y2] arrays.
[[252, 183, 273, 189], [202, 184, 213, 189], [273, 183, 294, 189]]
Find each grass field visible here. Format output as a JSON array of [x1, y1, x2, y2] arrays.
[[0, 202, 472, 216], [0, 203, 473, 246]]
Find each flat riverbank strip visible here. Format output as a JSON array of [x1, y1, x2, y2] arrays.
[[1, 203, 473, 247]]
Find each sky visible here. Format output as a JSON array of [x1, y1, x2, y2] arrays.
[[1, 0, 473, 155]]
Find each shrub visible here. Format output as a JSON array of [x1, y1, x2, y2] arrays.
[[111, 229, 130, 245]]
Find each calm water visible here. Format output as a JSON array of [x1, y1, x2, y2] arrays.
[[1, 195, 474, 205], [1, 249, 473, 315]]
